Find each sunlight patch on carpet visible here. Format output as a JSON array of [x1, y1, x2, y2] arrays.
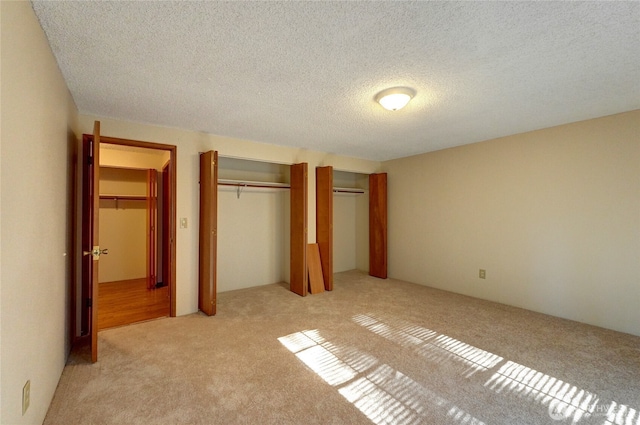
[[485, 360, 639, 425], [353, 313, 503, 377], [296, 345, 357, 386], [351, 313, 639, 424], [278, 329, 486, 425]]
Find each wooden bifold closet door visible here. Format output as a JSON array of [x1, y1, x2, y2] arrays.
[[290, 162, 308, 296], [369, 173, 387, 279], [315, 166, 333, 290], [199, 151, 218, 316]]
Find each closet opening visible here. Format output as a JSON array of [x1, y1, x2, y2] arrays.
[[96, 142, 174, 330], [198, 152, 309, 315], [332, 170, 370, 274], [217, 156, 292, 292], [316, 167, 387, 286]]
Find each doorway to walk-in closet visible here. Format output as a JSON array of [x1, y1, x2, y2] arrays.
[[97, 142, 173, 330]]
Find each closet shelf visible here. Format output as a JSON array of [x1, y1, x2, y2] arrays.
[[218, 179, 290, 189], [333, 187, 366, 194], [100, 194, 150, 201]]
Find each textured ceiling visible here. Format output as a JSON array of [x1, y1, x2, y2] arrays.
[[32, 1, 639, 161]]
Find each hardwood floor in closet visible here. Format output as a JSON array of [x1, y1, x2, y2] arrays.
[[98, 278, 169, 330]]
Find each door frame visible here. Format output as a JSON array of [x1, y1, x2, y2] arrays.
[[162, 161, 172, 295], [99, 135, 178, 316], [147, 169, 158, 290], [78, 132, 178, 361]]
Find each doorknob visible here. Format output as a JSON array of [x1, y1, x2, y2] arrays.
[[82, 246, 108, 260]]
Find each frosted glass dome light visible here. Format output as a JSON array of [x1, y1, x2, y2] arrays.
[[375, 87, 416, 111]]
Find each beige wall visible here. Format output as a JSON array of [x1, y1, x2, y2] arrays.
[[333, 171, 370, 273], [0, 1, 3, 419], [99, 168, 148, 283], [383, 110, 640, 336], [332, 191, 370, 273], [217, 187, 289, 291], [334, 194, 358, 272], [77, 114, 381, 314], [1, 2, 78, 424], [216, 157, 291, 291], [98, 147, 169, 285], [355, 175, 370, 272], [99, 203, 147, 282]]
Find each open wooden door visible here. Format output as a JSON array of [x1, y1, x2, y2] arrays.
[[316, 166, 333, 290], [290, 162, 308, 296], [369, 173, 387, 279], [81, 121, 102, 362], [199, 151, 217, 315]]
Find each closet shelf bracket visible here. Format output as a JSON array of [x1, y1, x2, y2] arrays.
[[237, 184, 246, 199]]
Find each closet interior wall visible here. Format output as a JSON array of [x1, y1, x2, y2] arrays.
[[99, 167, 147, 283], [333, 170, 369, 273], [99, 145, 170, 285], [217, 157, 291, 292]]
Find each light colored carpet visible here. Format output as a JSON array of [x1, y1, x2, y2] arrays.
[[45, 270, 640, 425]]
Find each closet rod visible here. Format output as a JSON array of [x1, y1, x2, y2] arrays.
[[218, 182, 291, 189], [218, 179, 290, 199], [333, 187, 366, 194]]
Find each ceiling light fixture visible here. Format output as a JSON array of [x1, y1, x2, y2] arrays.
[[375, 87, 416, 111]]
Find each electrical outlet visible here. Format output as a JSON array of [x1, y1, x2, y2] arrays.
[[479, 269, 486, 279], [22, 380, 30, 415], [180, 218, 188, 229]]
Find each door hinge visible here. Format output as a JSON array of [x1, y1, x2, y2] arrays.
[[86, 298, 92, 308], [87, 154, 93, 165]]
